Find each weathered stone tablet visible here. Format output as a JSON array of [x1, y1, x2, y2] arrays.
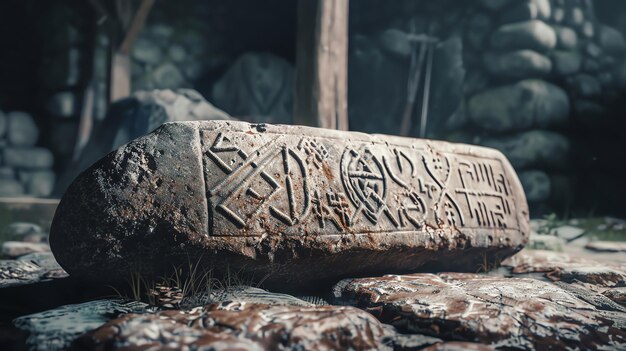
[[50, 121, 529, 288]]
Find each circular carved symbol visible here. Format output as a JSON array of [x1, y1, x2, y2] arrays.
[[340, 146, 387, 224]]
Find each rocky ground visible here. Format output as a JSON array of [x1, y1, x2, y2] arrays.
[[0, 214, 625, 350]]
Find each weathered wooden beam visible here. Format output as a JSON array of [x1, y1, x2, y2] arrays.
[[108, 0, 154, 103], [119, 0, 155, 54], [294, 0, 349, 131], [109, 52, 131, 102]]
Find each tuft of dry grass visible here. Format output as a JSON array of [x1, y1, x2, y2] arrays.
[[476, 252, 503, 273], [110, 257, 270, 308]]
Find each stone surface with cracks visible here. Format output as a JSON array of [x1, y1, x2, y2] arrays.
[[332, 272, 626, 350], [502, 249, 626, 287], [71, 302, 397, 351], [50, 121, 528, 288]]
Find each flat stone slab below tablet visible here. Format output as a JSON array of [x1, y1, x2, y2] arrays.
[[50, 121, 529, 288], [73, 302, 394, 350], [332, 272, 626, 350]]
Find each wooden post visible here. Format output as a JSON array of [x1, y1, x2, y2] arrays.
[[294, 0, 349, 131], [108, 0, 154, 103]]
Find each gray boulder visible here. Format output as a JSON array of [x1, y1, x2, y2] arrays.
[[484, 50, 552, 78], [482, 130, 569, 169], [7, 111, 39, 146], [56, 89, 233, 195], [468, 79, 569, 132], [491, 20, 557, 52]]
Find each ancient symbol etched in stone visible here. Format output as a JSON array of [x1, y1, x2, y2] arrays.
[[199, 126, 520, 236], [311, 190, 352, 231], [340, 147, 398, 227], [454, 160, 513, 228], [422, 153, 465, 227], [382, 149, 427, 229], [205, 132, 249, 174], [298, 138, 330, 169], [202, 131, 310, 232]]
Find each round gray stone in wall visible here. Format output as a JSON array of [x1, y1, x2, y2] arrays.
[[484, 50, 552, 79], [152, 63, 186, 89], [6, 111, 39, 146], [481, 130, 569, 169], [491, 20, 557, 52], [553, 26, 578, 50], [131, 37, 163, 65], [468, 79, 569, 132]]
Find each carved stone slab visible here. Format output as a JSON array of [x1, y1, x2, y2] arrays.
[[50, 121, 529, 288]]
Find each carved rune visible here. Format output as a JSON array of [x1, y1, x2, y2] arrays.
[[298, 138, 330, 169], [203, 131, 310, 232], [340, 146, 399, 226], [454, 160, 513, 228]]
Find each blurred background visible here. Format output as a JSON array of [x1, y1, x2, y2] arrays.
[[0, 0, 625, 224]]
